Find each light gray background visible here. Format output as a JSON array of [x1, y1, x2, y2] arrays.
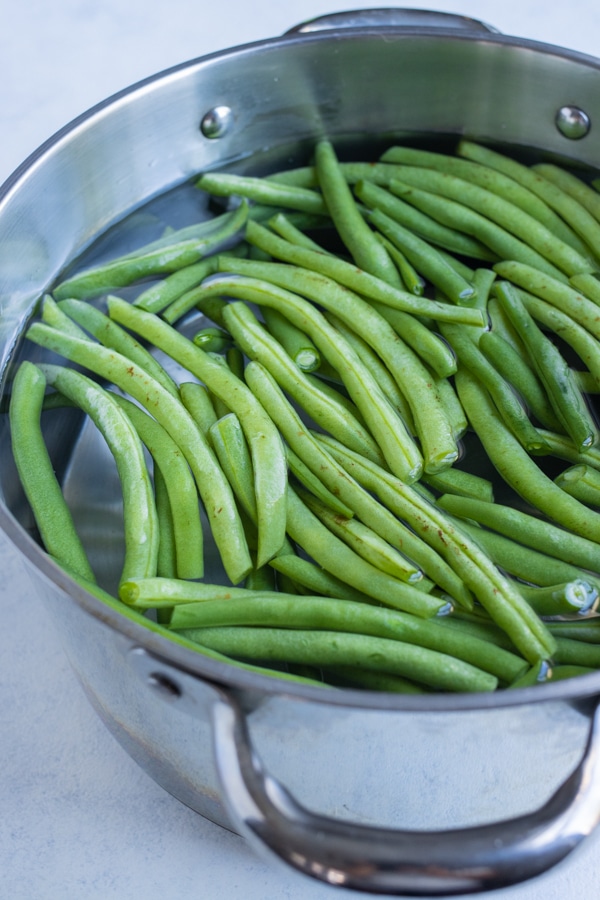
[[2, 2, 600, 898]]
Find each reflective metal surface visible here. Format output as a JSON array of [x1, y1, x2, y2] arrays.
[[3, 10, 600, 895]]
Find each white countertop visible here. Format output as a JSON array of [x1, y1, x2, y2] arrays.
[[2, 2, 600, 898]]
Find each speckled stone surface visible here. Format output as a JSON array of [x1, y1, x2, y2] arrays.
[[2, 3, 600, 898]]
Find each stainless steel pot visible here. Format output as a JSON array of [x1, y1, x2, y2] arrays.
[[3, 9, 600, 896]]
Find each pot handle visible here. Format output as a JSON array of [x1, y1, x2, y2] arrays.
[[285, 9, 499, 36], [211, 692, 600, 896]]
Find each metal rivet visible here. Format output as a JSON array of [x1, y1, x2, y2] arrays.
[[147, 672, 182, 700], [200, 106, 234, 139], [555, 106, 591, 140]]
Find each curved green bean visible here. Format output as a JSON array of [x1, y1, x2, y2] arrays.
[[315, 139, 402, 286], [261, 306, 321, 372], [53, 202, 249, 300], [110, 394, 204, 580], [494, 281, 597, 451], [57, 297, 180, 397], [106, 296, 287, 569], [195, 171, 327, 214], [9, 362, 96, 582], [183, 624, 498, 693], [39, 364, 159, 585], [168, 593, 524, 683]]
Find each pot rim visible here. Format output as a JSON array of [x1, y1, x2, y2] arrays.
[[3, 18, 600, 714]]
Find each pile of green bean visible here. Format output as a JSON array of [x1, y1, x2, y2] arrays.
[[10, 137, 600, 694]]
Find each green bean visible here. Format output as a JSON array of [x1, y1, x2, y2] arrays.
[[25, 320, 252, 583], [228, 251, 456, 380], [303, 372, 367, 424], [120, 577, 277, 610], [314, 139, 402, 286], [110, 394, 204, 580], [354, 179, 496, 260], [457, 141, 600, 261], [508, 660, 552, 689], [178, 381, 218, 437], [182, 624, 497, 693], [422, 469, 494, 503], [387, 179, 568, 281], [39, 364, 159, 585], [547, 620, 600, 643], [41, 294, 89, 338], [261, 306, 321, 372], [574, 371, 600, 394], [374, 233, 426, 295], [244, 360, 471, 607], [367, 207, 477, 304], [317, 433, 556, 663], [322, 312, 416, 429], [517, 292, 600, 393], [536, 430, 600, 470], [9, 362, 96, 582], [285, 486, 447, 618], [173, 593, 523, 683], [515, 579, 598, 617], [207, 413, 258, 521], [440, 321, 547, 452], [196, 171, 328, 215], [435, 492, 600, 573], [244, 562, 277, 592], [478, 330, 562, 431], [455, 367, 600, 545], [329, 668, 428, 693], [220, 299, 387, 466], [153, 466, 177, 582], [267, 212, 331, 252], [371, 300, 460, 378], [214, 263, 457, 474], [381, 145, 591, 256], [438, 515, 600, 591], [434, 376, 468, 440], [494, 281, 597, 451], [286, 447, 354, 518], [57, 297, 180, 398], [218, 288, 424, 480], [553, 637, 600, 669], [532, 163, 600, 225], [243, 219, 486, 325], [53, 203, 250, 300], [569, 273, 600, 306], [556, 465, 600, 507], [133, 256, 221, 313], [493, 260, 600, 340], [192, 326, 232, 353], [297, 487, 422, 584], [268, 554, 375, 605], [106, 296, 287, 568]]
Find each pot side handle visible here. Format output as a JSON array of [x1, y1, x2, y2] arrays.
[[212, 693, 600, 896], [285, 9, 500, 36]]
